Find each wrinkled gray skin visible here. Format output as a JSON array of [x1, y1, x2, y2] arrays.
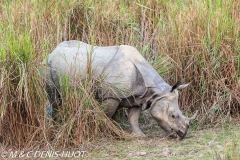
[[41, 40, 197, 139]]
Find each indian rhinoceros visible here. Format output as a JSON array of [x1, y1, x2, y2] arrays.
[[41, 40, 198, 139]]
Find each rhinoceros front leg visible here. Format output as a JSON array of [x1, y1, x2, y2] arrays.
[[102, 98, 120, 118], [129, 107, 146, 137]]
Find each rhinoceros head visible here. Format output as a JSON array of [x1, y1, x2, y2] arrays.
[[146, 82, 198, 139]]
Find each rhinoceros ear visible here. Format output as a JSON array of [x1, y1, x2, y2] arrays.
[[170, 81, 181, 92], [177, 83, 190, 90], [170, 81, 190, 92]]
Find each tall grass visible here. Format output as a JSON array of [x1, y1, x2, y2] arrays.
[[44, 74, 127, 147], [70, 0, 240, 124], [0, 0, 127, 148], [0, 0, 239, 148]]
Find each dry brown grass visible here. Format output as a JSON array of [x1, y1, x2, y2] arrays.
[[67, 0, 240, 125], [0, 0, 128, 149]]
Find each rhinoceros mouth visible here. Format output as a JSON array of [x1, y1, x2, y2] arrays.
[[176, 130, 184, 138], [169, 129, 185, 139]]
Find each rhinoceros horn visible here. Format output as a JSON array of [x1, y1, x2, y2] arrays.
[[185, 110, 199, 121]]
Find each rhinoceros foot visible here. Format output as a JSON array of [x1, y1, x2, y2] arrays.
[[131, 131, 146, 137]]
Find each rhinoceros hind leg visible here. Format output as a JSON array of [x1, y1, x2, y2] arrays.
[[102, 98, 120, 118], [129, 107, 146, 137], [46, 87, 61, 120]]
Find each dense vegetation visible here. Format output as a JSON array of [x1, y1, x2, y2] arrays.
[[0, 0, 239, 150]]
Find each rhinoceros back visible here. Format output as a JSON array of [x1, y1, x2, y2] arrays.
[[48, 41, 119, 84], [45, 40, 170, 100]]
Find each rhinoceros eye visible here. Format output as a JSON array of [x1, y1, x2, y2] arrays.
[[172, 113, 178, 119]]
